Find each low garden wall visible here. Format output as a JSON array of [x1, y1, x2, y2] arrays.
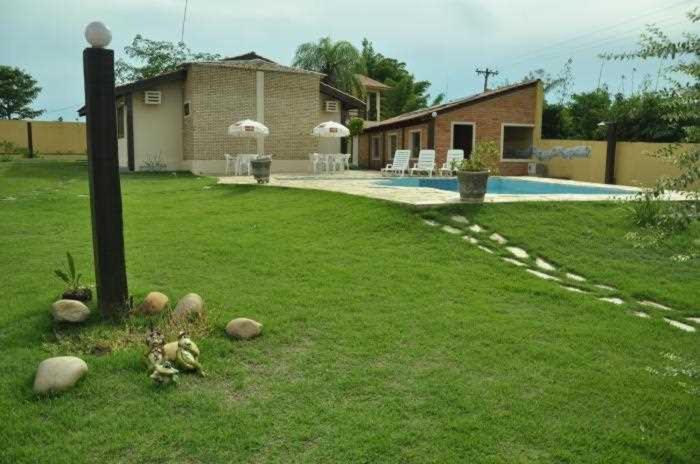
[[0, 120, 86, 155]]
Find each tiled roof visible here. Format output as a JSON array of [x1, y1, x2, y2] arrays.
[[364, 79, 540, 131], [356, 74, 391, 90], [190, 58, 324, 76]]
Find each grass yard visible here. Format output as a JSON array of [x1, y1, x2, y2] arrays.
[[1, 160, 699, 463]]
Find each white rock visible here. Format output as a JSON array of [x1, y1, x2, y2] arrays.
[[477, 245, 494, 254], [33, 356, 88, 394], [462, 236, 478, 244], [506, 246, 529, 259], [51, 299, 90, 323], [566, 273, 586, 282], [535, 258, 556, 271], [633, 311, 650, 319], [450, 215, 469, 224], [489, 233, 507, 245], [137, 292, 169, 315], [561, 286, 587, 293], [663, 318, 696, 333], [502, 257, 526, 267], [173, 293, 204, 319], [594, 284, 616, 292], [599, 297, 624, 305], [226, 318, 263, 340], [423, 219, 439, 227], [468, 224, 484, 233], [441, 225, 462, 235], [526, 269, 560, 281], [639, 300, 673, 311], [685, 317, 700, 324]]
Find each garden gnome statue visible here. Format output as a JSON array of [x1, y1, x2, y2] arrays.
[[145, 326, 179, 384], [175, 331, 205, 377]]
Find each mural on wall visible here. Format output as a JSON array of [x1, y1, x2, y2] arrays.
[[534, 145, 591, 161]]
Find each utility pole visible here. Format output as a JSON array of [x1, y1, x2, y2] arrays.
[[476, 68, 499, 92]]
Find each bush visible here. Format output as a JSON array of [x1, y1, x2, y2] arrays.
[[457, 141, 500, 174]]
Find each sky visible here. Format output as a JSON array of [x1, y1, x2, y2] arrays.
[[0, 0, 696, 121]]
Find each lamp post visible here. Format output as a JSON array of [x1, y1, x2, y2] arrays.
[[598, 121, 618, 185], [82, 21, 129, 318]]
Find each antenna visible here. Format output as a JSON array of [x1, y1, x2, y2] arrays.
[[180, 0, 189, 43], [476, 68, 499, 92]]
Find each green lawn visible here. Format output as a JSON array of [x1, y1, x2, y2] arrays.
[[1, 160, 698, 463]]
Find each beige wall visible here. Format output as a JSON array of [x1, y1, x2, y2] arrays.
[[0, 120, 86, 154], [317, 94, 341, 155], [536, 139, 608, 183]]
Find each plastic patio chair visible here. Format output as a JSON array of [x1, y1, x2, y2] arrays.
[[439, 149, 465, 176], [409, 150, 436, 177], [381, 149, 411, 177]]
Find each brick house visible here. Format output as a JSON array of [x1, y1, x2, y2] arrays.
[[80, 52, 365, 173], [358, 80, 544, 175]]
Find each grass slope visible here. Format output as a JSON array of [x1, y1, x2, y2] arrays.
[[1, 160, 698, 463]]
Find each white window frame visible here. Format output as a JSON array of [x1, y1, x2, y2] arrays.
[[450, 121, 476, 155], [409, 129, 422, 158], [386, 132, 399, 158], [371, 135, 382, 161], [500, 123, 535, 162]]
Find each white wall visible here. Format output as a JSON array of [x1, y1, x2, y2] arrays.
[[318, 95, 341, 155]]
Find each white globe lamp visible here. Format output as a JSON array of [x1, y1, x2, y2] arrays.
[[84, 21, 112, 48]]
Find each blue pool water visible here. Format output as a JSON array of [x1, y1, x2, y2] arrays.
[[378, 177, 635, 195]]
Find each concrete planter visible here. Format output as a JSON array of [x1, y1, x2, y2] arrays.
[[250, 157, 271, 184], [457, 170, 489, 203]]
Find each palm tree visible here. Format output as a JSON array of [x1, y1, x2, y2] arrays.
[[292, 37, 361, 93]]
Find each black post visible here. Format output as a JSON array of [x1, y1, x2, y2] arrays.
[[27, 122, 33, 157], [428, 118, 435, 149], [604, 122, 617, 184], [83, 46, 128, 318]]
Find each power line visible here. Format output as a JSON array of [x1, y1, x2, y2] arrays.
[[42, 104, 81, 115], [180, 0, 189, 43]]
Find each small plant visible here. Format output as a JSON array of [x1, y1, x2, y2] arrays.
[[139, 152, 167, 171], [0, 154, 12, 162], [0, 140, 18, 154], [54, 252, 92, 301], [457, 141, 501, 174]]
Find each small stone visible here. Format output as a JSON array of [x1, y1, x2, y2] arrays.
[[639, 300, 672, 311], [477, 245, 494, 254], [441, 225, 462, 235], [226, 318, 263, 340], [526, 269, 560, 281], [502, 257, 526, 267], [594, 284, 616, 292], [599, 297, 624, 305], [633, 311, 650, 319], [462, 235, 478, 244], [450, 215, 469, 224], [423, 219, 439, 227], [561, 286, 587, 293], [51, 299, 90, 323], [173, 293, 204, 319], [663, 318, 696, 333], [489, 233, 507, 245], [163, 342, 178, 362], [535, 258, 556, 271], [137, 292, 169, 315], [506, 246, 529, 259], [566, 273, 586, 282], [468, 224, 484, 233], [33, 356, 88, 394]]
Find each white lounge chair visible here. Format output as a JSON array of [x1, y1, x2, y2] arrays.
[[342, 153, 351, 170], [410, 150, 436, 177], [439, 149, 465, 176], [381, 149, 411, 177]]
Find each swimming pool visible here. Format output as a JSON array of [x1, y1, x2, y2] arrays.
[[378, 177, 637, 195]]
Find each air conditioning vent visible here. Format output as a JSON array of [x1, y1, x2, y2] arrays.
[[144, 91, 162, 105], [325, 100, 339, 112]]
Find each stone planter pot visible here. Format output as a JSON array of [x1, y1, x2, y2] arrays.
[[457, 170, 489, 203], [250, 157, 272, 184], [62, 287, 92, 302]]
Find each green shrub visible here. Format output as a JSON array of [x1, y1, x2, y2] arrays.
[[457, 141, 500, 174]]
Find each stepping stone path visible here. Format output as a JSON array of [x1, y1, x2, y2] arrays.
[[462, 236, 478, 244], [535, 258, 556, 272], [469, 224, 485, 233], [561, 285, 587, 293], [502, 257, 527, 267], [441, 225, 462, 235], [639, 300, 673, 311], [450, 215, 469, 224], [506, 246, 529, 259], [423, 219, 439, 227], [566, 273, 586, 282], [633, 311, 651, 319], [477, 245, 494, 254], [686, 317, 700, 324], [526, 269, 560, 281], [594, 284, 617, 292], [599, 297, 624, 305], [489, 233, 507, 245], [664, 318, 696, 333]]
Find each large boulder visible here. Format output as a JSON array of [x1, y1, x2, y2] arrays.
[[137, 292, 169, 315], [33, 356, 88, 394], [225, 318, 263, 340], [173, 293, 204, 320], [51, 299, 90, 323]]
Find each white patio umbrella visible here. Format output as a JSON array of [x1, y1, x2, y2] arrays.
[[312, 121, 350, 138], [227, 119, 269, 155]]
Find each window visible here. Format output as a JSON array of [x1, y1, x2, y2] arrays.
[[116, 104, 125, 139], [184, 101, 191, 116], [451, 123, 475, 157], [409, 130, 421, 158], [501, 124, 535, 160], [371, 135, 381, 161], [387, 133, 398, 158]]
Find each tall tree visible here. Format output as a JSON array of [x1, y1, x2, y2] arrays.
[[566, 88, 611, 140], [115, 35, 221, 84], [0, 66, 44, 119], [292, 37, 361, 92]]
